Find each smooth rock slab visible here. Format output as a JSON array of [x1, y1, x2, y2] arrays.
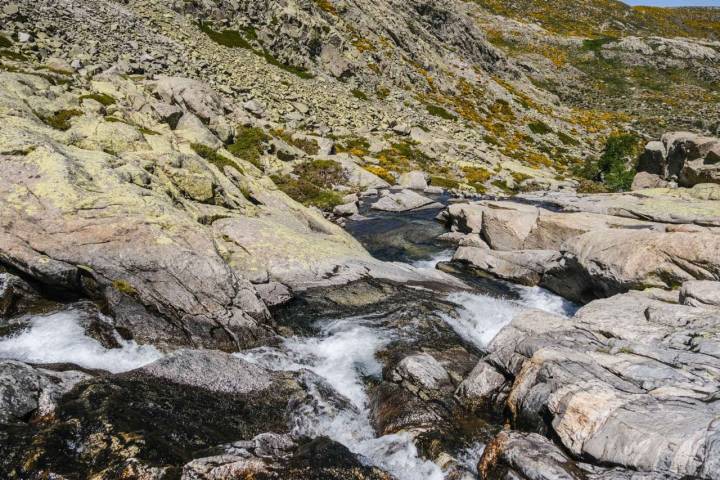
[[370, 189, 441, 212]]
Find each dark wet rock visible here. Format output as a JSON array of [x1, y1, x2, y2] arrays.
[[183, 434, 391, 479], [0, 272, 58, 318], [0, 360, 90, 424], [368, 381, 445, 435], [1, 351, 309, 478]]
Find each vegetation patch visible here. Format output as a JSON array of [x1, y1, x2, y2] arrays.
[[335, 137, 370, 157], [429, 176, 459, 190], [426, 104, 456, 121], [352, 89, 369, 101], [43, 109, 83, 131], [581, 37, 617, 52], [199, 21, 313, 79], [0, 49, 27, 61], [80, 93, 116, 106], [364, 165, 395, 184], [199, 21, 252, 49], [528, 121, 553, 135], [574, 132, 642, 192], [0, 35, 12, 48], [112, 280, 137, 296], [557, 131, 580, 146], [377, 141, 434, 173], [274, 130, 320, 156], [191, 143, 244, 174], [271, 159, 346, 209], [227, 126, 270, 170]]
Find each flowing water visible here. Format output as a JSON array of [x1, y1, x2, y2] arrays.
[[0, 204, 576, 478]]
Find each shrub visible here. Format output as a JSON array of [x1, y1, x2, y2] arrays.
[[582, 37, 617, 52], [271, 160, 346, 210], [528, 121, 552, 135], [352, 89, 369, 101], [0, 35, 11, 48], [199, 21, 252, 49], [43, 109, 83, 131], [557, 131, 580, 146], [364, 165, 395, 184], [294, 159, 346, 189], [426, 104, 456, 121], [574, 132, 641, 192], [191, 143, 244, 174], [227, 126, 270, 170], [462, 166, 492, 184], [335, 137, 370, 157], [80, 93, 116, 106], [0, 49, 27, 61], [429, 176, 460, 190], [112, 280, 137, 296], [274, 130, 320, 155]]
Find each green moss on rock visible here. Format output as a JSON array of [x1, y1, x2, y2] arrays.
[[43, 109, 83, 131]]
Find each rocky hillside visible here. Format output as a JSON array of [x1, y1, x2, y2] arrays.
[[1, 0, 720, 479]]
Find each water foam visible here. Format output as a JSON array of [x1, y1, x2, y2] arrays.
[[236, 317, 445, 480], [443, 285, 575, 349], [0, 310, 162, 373], [410, 250, 454, 270]]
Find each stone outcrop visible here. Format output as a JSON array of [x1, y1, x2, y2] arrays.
[[471, 283, 720, 479], [635, 132, 720, 187], [442, 193, 720, 302]]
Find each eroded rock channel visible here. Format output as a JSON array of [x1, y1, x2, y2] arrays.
[[3, 192, 718, 480]]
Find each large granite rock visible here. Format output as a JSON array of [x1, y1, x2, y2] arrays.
[[0, 361, 90, 424], [634, 132, 720, 187], [443, 194, 720, 302], [0, 71, 405, 351], [371, 189, 441, 212], [1, 350, 314, 478], [474, 285, 720, 479]]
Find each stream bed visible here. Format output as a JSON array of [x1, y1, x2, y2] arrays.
[[0, 203, 577, 479]]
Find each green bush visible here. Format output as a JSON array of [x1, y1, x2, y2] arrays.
[[426, 104, 456, 121], [43, 109, 83, 131], [271, 159, 346, 210], [429, 176, 460, 190], [528, 121, 552, 135], [227, 126, 270, 170], [191, 143, 244, 174], [0, 49, 26, 61], [581, 37, 617, 52], [199, 21, 252, 49], [574, 132, 641, 192], [259, 49, 314, 79], [80, 93, 116, 106], [352, 89, 369, 101], [557, 131, 580, 146]]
